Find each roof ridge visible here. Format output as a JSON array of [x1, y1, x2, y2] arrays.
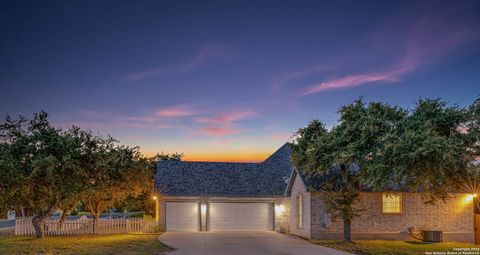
[[158, 160, 261, 165], [262, 142, 291, 164]]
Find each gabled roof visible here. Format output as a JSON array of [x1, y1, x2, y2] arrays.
[[285, 168, 328, 195], [155, 143, 294, 197], [286, 164, 410, 194], [295, 165, 356, 192]]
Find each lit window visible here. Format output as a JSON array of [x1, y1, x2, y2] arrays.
[[382, 193, 402, 213], [297, 195, 303, 228]]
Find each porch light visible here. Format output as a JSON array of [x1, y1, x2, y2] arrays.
[[152, 195, 159, 223], [201, 203, 207, 215], [275, 204, 285, 215], [462, 194, 477, 206]]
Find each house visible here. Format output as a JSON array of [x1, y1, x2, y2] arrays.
[[287, 167, 475, 242], [155, 143, 475, 242], [154, 144, 292, 232]]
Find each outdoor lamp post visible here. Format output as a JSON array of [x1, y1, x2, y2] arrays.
[[152, 195, 159, 223]]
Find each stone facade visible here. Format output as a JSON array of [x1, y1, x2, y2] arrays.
[[309, 192, 474, 242], [289, 174, 311, 239], [287, 171, 475, 242], [274, 197, 290, 232]]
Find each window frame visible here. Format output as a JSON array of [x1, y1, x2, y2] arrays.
[[297, 194, 303, 229], [381, 192, 403, 214]]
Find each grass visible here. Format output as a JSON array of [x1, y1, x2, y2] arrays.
[[0, 234, 168, 255], [313, 240, 479, 255]]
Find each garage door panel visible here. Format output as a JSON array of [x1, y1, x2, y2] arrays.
[[208, 203, 273, 231], [166, 202, 199, 231]]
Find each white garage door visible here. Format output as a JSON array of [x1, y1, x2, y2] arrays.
[[166, 202, 199, 231], [208, 202, 273, 231]]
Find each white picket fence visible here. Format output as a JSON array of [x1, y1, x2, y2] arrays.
[[15, 218, 160, 236]]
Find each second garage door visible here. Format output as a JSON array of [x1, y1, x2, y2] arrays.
[[208, 202, 273, 231]]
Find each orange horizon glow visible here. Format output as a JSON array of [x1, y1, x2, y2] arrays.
[[183, 152, 271, 163], [142, 150, 272, 163]]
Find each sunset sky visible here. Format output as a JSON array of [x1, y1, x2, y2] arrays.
[[1, 1, 480, 162]]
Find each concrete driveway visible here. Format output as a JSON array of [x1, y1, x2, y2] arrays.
[[158, 231, 352, 255]]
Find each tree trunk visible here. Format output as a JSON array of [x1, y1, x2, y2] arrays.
[[343, 218, 352, 243], [92, 213, 100, 234], [60, 202, 76, 224], [58, 210, 68, 230], [32, 215, 45, 238]]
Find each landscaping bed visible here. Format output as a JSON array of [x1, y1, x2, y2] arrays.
[[0, 234, 168, 255], [313, 240, 478, 255]]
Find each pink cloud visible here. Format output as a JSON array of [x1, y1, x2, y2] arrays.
[[301, 65, 409, 95], [155, 107, 197, 118], [197, 127, 247, 136], [298, 4, 480, 95], [71, 107, 259, 138], [119, 106, 199, 124], [192, 110, 257, 137], [194, 110, 257, 124], [61, 108, 187, 131]]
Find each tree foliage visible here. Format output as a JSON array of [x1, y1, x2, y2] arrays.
[[367, 99, 478, 202], [81, 144, 149, 225], [0, 112, 175, 237], [0, 112, 88, 237], [292, 97, 479, 242], [115, 152, 183, 214]]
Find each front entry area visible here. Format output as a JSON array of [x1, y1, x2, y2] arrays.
[[165, 201, 274, 231], [208, 202, 274, 231]]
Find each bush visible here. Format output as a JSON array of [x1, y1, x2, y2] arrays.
[[151, 224, 165, 233], [142, 214, 164, 233]]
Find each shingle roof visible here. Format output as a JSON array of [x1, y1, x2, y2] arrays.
[[155, 143, 294, 196], [292, 164, 408, 193], [296, 170, 329, 192]]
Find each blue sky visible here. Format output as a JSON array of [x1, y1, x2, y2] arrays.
[[1, 0, 480, 161]]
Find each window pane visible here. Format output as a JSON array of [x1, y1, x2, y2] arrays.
[[382, 193, 401, 213], [297, 195, 303, 228]]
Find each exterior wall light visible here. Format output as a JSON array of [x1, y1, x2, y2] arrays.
[[275, 204, 285, 215], [201, 203, 207, 215], [462, 194, 476, 206]]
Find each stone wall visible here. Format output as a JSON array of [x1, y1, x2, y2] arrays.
[[310, 192, 475, 242], [289, 174, 311, 239], [274, 197, 290, 232]]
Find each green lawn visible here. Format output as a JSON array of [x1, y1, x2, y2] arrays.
[[313, 240, 479, 255], [0, 234, 169, 255]]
